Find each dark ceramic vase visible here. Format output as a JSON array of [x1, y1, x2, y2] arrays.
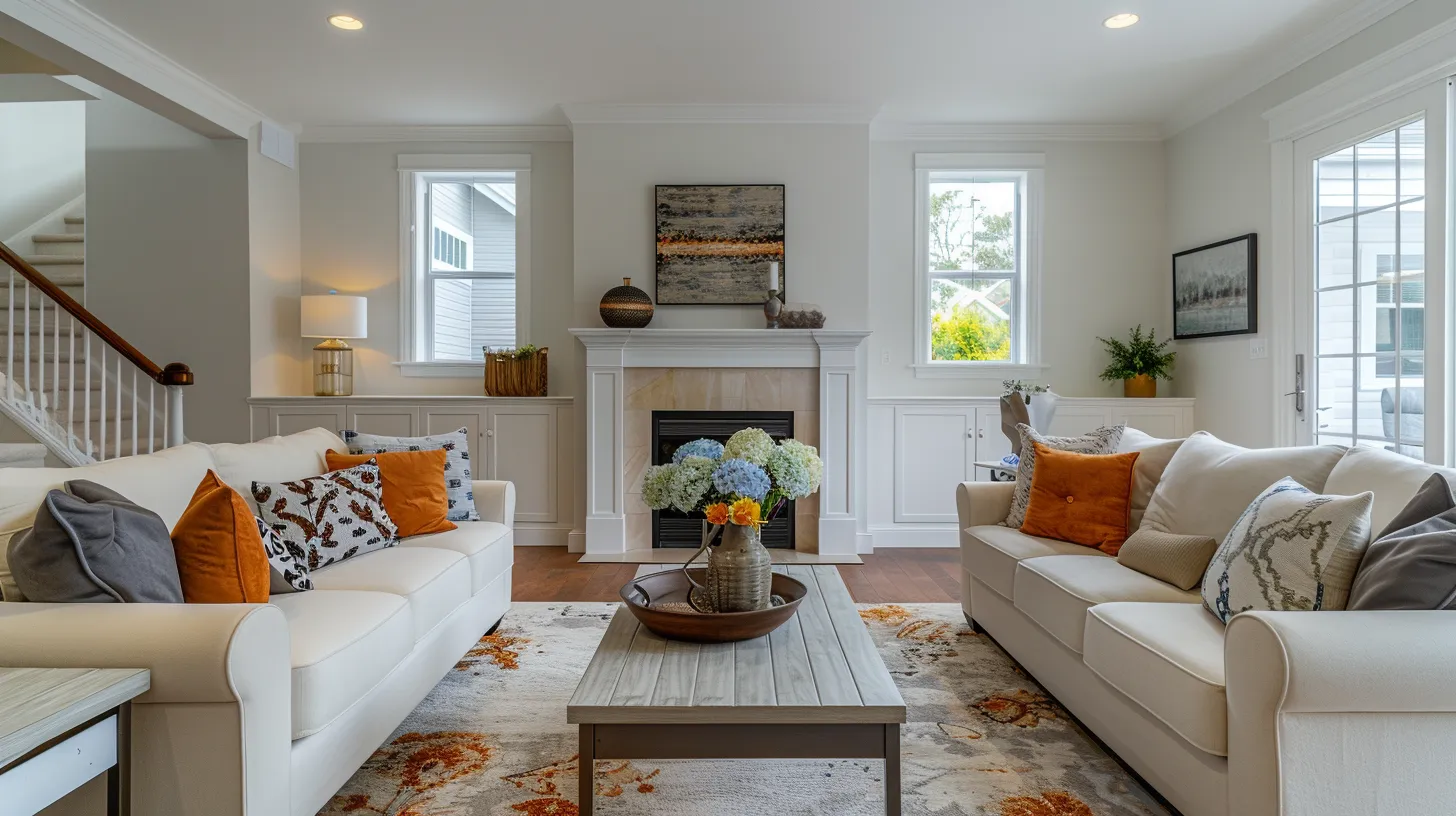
[[599, 277, 654, 328]]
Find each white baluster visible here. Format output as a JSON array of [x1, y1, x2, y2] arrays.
[[97, 345, 105, 461], [148, 381, 155, 454], [5, 270, 12, 404], [83, 332, 91, 458], [51, 303, 59, 415], [22, 281, 29, 402], [67, 317, 74, 448], [36, 288, 42, 411], [131, 369, 137, 457], [114, 356, 121, 459]]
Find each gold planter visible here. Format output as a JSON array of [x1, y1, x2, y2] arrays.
[[1123, 374, 1157, 398]]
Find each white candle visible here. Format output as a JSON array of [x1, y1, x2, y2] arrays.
[[767, 262, 779, 292]]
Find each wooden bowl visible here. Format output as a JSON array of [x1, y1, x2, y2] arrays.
[[620, 569, 808, 643]]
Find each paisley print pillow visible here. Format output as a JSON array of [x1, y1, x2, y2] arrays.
[[340, 428, 477, 522], [255, 516, 313, 593], [251, 460, 398, 571]]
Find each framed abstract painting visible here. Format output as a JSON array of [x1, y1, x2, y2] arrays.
[[654, 184, 785, 305], [1173, 233, 1258, 339]]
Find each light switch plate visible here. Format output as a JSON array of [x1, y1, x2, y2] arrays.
[[1249, 338, 1268, 359]]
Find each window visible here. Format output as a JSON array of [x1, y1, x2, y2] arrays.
[[913, 153, 1043, 377], [398, 154, 531, 375]]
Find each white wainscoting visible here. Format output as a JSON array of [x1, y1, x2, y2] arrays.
[[248, 396, 576, 546], [867, 396, 1196, 548]]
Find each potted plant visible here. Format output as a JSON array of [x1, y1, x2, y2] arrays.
[[1097, 325, 1175, 398]]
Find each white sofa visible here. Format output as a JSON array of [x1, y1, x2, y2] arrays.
[[958, 442, 1456, 816], [0, 428, 514, 816]]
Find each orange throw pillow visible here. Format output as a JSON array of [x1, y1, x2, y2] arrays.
[[326, 449, 458, 538], [171, 471, 270, 603], [1019, 442, 1140, 555]]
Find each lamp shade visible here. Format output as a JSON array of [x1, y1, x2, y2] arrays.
[[301, 295, 367, 339]]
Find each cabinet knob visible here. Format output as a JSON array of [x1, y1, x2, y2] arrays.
[[486, 429, 494, 438]]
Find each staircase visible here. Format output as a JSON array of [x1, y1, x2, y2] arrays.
[[0, 226, 192, 466]]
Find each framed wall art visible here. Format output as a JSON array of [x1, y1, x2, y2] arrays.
[[654, 184, 785, 305], [1173, 233, 1257, 339]]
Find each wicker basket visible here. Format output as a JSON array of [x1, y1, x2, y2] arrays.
[[484, 347, 548, 396]]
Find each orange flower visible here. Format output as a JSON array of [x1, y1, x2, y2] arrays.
[[729, 497, 763, 527], [703, 503, 729, 526]]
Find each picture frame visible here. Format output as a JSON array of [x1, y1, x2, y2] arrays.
[[1172, 233, 1258, 339], [654, 184, 786, 305]]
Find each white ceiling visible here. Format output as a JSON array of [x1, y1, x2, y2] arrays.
[[71, 0, 1368, 129]]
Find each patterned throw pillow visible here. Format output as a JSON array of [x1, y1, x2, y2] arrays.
[[251, 461, 399, 571], [1201, 477, 1374, 623], [340, 428, 478, 521], [1003, 424, 1125, 528], [255, 516, 313, 593]]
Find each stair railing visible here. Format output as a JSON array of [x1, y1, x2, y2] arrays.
[[0, 240, 192, 464]]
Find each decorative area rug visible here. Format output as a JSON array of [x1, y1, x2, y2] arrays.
[[321, 603, 1169, 816]]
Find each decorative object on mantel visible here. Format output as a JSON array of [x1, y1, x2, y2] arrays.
[[619, 568, 808, 643], [1000, 380, 1058, 457], [483, 345, 548, 396], [598, 277, 654, 328], [1098, 325, 1175, 398], [763, 261, 783, 328], [301, 291, 367, 397], [655, 184, 786, 305], [640, 428, 824, 613], [1173, 232, 1258, 339], [779, 303, 826, 329]]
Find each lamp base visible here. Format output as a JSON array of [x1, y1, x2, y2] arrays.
[[313, 338, 354, 397]]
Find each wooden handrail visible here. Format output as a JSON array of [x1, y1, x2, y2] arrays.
[[0, 240, 192, 386]]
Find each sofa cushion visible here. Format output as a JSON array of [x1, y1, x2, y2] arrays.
[[341, 428, 478, 522], [1084, 602, 1228, 757], [325, 449, 457, 538], [1013, 556, 1198, 653], [1005, 425, 1124, 528], [1117, 428, 1184, 529], [1323, 445, 1456, 536], [269, 589, 412, 739], [253, 461, 398, 571], [1019, 444, 1140, 555], [209, 428, 347, 511], [962, 525, 1110, 601], [308, 547, 471, 640], [171, 471, 271, 604], [1139, 431, 1346, 543], [1117, 529, 1219, 591], [397, 522, 513, 592]]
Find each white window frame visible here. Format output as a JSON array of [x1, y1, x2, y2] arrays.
[[396, 153, 532, 378], [912, 153, 1045, 379]]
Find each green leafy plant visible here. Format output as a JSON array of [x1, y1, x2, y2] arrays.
[[931, 305, 1011, 362], [1097, 325, 1176, 382], [484, 344, 540, 360]]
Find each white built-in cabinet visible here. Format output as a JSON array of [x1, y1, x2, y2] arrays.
[[870, 397, 1196, 546], [248, 396, 574, 544]]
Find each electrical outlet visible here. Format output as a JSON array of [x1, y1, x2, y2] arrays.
[[1249, 338, 1268, 359], [881, 351, 891, 364]]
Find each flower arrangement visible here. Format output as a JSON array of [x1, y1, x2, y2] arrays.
[[641, 428, 823, 529]]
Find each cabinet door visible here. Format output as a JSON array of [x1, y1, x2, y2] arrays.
[[421, 410, 485, 479], [487, 406, 558, 523], [345, 406, 419, 438], [892, 406, 974, 523], [973, 407, 1014, 480], [254, 405, 346, 440], [1110, 405, 1186, 439], [1047, 406, 1112, 437]]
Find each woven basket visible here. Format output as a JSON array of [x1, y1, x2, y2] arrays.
[[484, 347, 548, 396]]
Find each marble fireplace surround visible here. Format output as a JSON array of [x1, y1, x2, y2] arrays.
[[571, 329, 871, 561]]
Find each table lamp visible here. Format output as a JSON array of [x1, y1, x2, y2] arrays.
[[301, 292, 367, 396]]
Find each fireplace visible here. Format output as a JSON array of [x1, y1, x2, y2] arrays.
[[651, 410, 795, 548]]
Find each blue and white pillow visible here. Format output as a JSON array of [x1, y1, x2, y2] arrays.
[[339, 427, 478, 521]]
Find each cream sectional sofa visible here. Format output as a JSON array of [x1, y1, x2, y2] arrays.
[[958, 441, 1456, 816], [0, 428, 514, 816]]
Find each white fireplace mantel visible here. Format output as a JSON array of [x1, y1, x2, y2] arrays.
[[571, 328, 871, 557]]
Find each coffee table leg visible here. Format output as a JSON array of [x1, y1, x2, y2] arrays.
[[884, 723, 900, 816], [579, 724, 594, 816]]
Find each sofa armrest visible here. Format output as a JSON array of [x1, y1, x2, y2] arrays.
[[473, 479, 516, 527], [956, 481, 1013, 531], [1226, 611, 1456, 816]]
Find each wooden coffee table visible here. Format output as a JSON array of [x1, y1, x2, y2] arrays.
[[568, 564, 906, 815]]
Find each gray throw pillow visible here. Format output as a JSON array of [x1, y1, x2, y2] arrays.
[[1348, 474, 1456, 610], [8, 480, 183, 603]]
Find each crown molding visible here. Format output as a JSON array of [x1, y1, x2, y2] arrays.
[[299, 124, 574, 143], [560, 103, 882, 126], [870, 121, 1164, 142], [0, 0, 270, 138], [1163, 0, 1420, 137]]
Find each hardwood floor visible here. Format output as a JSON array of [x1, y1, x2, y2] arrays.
[[512, 547, 962, 604]]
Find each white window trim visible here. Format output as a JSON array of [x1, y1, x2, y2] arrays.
[[911, 152, 1044, 380], [396, 154, 532, 377]]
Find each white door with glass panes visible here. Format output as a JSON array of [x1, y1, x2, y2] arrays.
[[1291, 81, 1449, 461]]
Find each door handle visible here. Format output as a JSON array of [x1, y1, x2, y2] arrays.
[[1285, 353, 1306, 416]]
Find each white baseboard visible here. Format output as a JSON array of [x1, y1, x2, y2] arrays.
[[513, 526, 574, 547], [865, 527, 959, 548], [567, 530, 586, 553]]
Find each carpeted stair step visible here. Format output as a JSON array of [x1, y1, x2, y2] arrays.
[[0, 443, 46, 468], [30, 234, 84, 257], [63, 215, 84, 235]]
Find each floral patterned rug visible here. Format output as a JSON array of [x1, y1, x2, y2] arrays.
[[320, 603, 1169, 816]]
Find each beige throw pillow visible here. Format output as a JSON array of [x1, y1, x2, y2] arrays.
[[1002, 424, 1125, 529], [1139, 431, 1347, 543], [1117, 428, 1184, 530], [1117, 529, 1218, 590]]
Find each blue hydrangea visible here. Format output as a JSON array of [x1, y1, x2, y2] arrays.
[[712, 458, 771, 502], [672, 438, 724, 464], [765, 445, 813, 499]]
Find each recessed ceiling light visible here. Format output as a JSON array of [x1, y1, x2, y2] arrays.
[[328, 14, 364, 31], [1103, 13, 1140, 29]]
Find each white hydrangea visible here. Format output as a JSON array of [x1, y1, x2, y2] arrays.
[[778, 439, 823, 493], [766, 445, 813, 499], [667, 456, 717, 513], [641, 464, 675, 510], [723, 427, 776, 466]]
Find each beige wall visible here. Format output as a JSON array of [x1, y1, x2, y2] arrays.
[[0, 99, 84, 242], [248, 125, 305, 397], [1166, 0, 1456, 446], [299, 140, 575, 396], [869, 138, 1167, 398]]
